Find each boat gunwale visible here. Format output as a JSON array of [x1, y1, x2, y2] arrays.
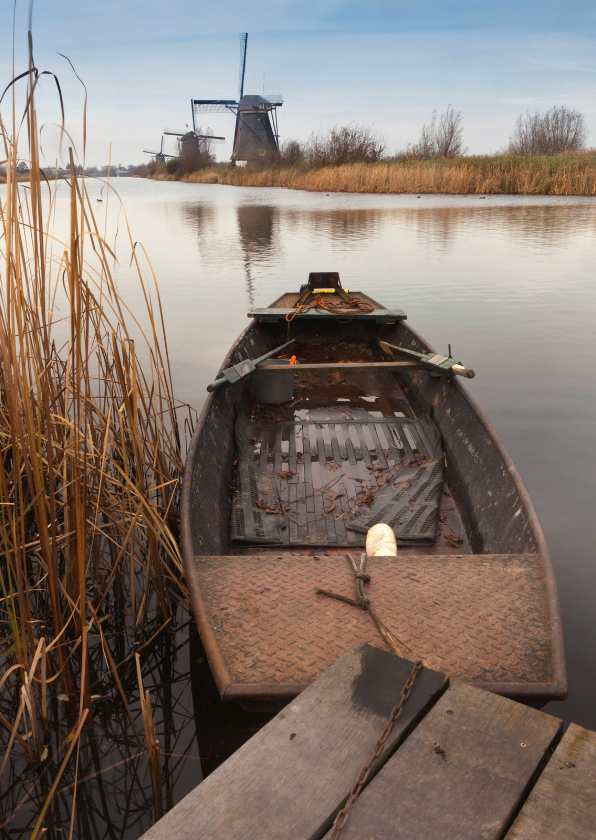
[[180, 313, 567, 706]]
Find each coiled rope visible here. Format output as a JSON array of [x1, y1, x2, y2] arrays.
[[285, 294, 375, 323]]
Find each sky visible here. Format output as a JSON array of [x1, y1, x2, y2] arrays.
[[1, 0, 595, 166]]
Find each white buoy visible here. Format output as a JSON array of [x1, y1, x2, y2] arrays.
[[366, 523, 397, 557]]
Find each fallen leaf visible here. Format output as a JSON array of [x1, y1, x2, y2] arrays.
[[248, 437, 259, 445], [354, 477, 366, 482], [324, 490, 340, 501], [326, 503, 337, 514], [40, 746, 48, 761], [256, 500, 268, 510], [57, 694, 69, 702], [394, 481, 410, 488], [324, 463, 341, 472], [273, 470, 296, 479], [356, 490, 375, 506], [444, 533, 464, 546]]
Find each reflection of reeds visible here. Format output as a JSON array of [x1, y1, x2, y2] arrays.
[[183, 155, 596, 195], [0, 38, 193, 835]]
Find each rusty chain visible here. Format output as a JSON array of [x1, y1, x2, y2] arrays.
[[330, 657, 423, 839]]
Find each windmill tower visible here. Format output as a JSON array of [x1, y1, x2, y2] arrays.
[[142, 136, 175, 165], [192, 33, 283, 164]]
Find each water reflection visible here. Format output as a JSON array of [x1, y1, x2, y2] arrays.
[[237, 205, 279, 305]]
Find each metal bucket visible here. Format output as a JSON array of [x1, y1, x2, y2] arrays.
[[252, 359, 295, 404]]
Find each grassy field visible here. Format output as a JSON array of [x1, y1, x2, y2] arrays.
[[178, 154, 596, 195]]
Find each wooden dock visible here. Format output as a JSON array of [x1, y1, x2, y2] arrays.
[[139, 643, 595, 840]]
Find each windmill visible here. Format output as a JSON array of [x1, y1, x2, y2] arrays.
[[163, 128, 225, 156], [192, 33, 283, 163], [142, 136, 175, 165]]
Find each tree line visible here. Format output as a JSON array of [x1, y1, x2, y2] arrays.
[[275, 104, 589, 166]]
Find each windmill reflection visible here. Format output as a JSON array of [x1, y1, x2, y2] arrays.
[[237, 205, 278, 306]]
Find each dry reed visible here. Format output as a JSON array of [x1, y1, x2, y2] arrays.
[[182, 155, 596, 195], [0, 35, 193, 835]]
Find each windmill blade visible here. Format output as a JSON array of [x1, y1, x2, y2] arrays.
[[196, 134, 226, 143], [143, 149, 159, 155], [164, 128, 187, 136], [263, 94, 283, 106], [193, 100, 237, 114], [238, 32, 248, 101], [160, 136, 164, 153]]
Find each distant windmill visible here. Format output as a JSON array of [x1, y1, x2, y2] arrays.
[[192, 32, 283, 163], [142, 136, 175, 165], [163, 128, 225, 156]]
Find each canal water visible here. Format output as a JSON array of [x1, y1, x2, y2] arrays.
[[4, 178, 596, 837]]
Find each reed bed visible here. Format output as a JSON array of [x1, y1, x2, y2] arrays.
[[182, 155, 596, 195], [0, 41, 193, 836]]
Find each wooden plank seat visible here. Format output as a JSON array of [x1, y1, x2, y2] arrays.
[[188, 552, 562, 710]]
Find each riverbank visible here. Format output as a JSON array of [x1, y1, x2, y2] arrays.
[[170, 155, 596, 195]]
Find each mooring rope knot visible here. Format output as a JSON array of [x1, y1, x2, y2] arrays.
[[315, 552, 409, 658]]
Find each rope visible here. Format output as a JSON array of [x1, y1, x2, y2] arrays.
[[285, 294, 375, 323], [315, 553, 408, 657]]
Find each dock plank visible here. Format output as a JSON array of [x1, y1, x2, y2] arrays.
[[323, 681, 562, 840], [139, 644, 446, 840], [505, 723, 596, 839]]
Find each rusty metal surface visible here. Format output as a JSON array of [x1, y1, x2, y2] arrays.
[[191, 552, 558, 700]]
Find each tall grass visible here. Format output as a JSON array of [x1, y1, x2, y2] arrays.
[[0, 37, 193, 835], [182, 154, 596, 195]]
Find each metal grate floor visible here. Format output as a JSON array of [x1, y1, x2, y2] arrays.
[[230, 408, 444, 547]]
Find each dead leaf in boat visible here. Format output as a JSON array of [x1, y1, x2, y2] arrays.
[[394, 481, 410, 488], [324, 490, 340, 501], [356, 490, 375, 506], [256, 500, 268, 510], [324, 463, 341, 472], [375, 472, 387, 485], [273, 470, 296, 479], [326, 503, 337, 514], [354, 477, 366, 482], [444, 533, 464, 546], [248, 437, 259, 445], [57, 694, 69, 702]]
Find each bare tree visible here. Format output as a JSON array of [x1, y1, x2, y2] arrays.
[[508, 106, 588, 155], [305, 124, 386, 167], [279, 138, 305, 166], [406, 106, 467, 159]]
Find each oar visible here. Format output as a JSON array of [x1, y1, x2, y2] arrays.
[[378, 341, 475, 379], [206, 339, 296, 392]]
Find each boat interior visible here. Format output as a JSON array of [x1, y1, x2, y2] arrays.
[[187, 311, 541, 561]]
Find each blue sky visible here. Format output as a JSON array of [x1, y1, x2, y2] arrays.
[[2, 1, 595, 166]]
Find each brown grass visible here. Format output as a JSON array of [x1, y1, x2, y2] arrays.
[[181, 155, 596, 195], [0, 36, 193, 836]]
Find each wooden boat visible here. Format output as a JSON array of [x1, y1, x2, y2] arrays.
[[181, 274, 566, 711]]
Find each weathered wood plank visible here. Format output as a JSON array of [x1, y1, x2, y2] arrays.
[[253, 362, 427, 374], [323, 681, 562, 840], [248, 308, 406, 323], [505, 723, 596, 839], [139, 644, 446, 840]]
